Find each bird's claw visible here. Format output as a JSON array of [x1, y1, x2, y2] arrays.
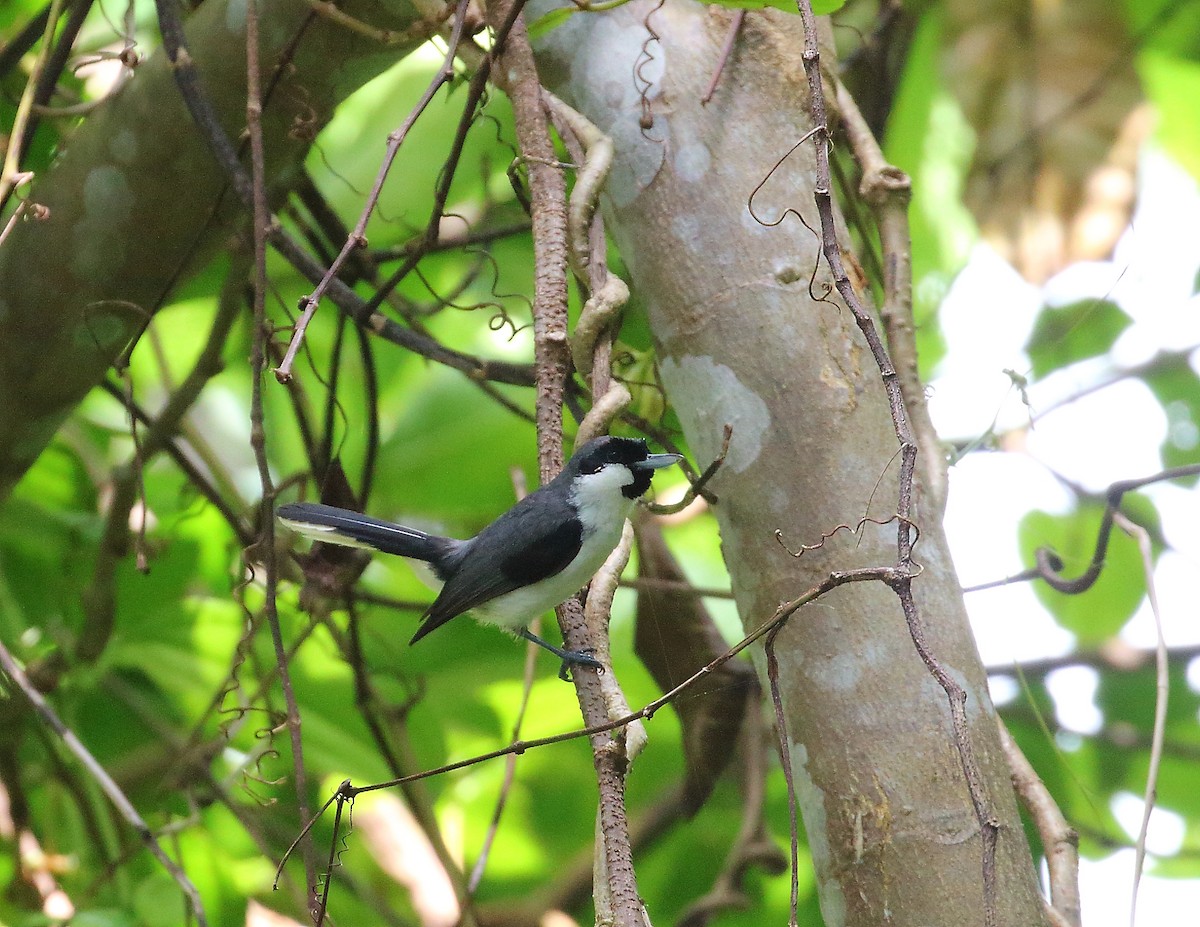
[[558, 647, 603, 682]]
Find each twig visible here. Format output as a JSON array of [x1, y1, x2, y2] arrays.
[[959, 464, 1200, 596], [355, 6, 534, 322], [790, 2, 999, 921], [996, 719, 1080, 927], [829, 73, 944, 513], [246, 0, 318, 902], [16, 0, 100, 163], [0, 639, 209, 925], [700, 9, 744, 105], [368, 219, 533, 262], [466, 616, 540, 897], [764, 626, 800, 926], [676, 689, 785, 927], [1035, 463, 1200, 594], [619, 576, 734, 599], [0, 0, 65, 210], [275, 0, 472, 381], [314, 789, 347, 927], [1114, 511, 1167, 927], [0, 6, 52, 80], [301, 0, 448, 44], [467, 474, 538, 898], [96, 382, 254, 546], [645, 423, 731, 515], [79, 259, 248, 668]]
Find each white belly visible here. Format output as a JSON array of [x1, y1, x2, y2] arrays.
[[474, 511, 630, 630]]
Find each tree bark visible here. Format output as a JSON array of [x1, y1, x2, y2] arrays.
[[0, 0, 432, 500], [531, 2, 1047, 923]]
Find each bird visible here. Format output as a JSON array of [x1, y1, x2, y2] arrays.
[[277, 436, 680, 674]]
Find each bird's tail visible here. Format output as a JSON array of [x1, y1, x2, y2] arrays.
[[277, 502, 458, 564]]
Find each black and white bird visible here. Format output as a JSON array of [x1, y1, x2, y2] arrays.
[[278, 436, 680, 672]]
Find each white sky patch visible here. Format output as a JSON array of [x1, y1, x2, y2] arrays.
[[1046, 665, 1103, 734], [943, 453, 1074, 665], [1111, 792, 1186, 856], [986, 674, 1019, 706], [1025, 378, 1167, 491]]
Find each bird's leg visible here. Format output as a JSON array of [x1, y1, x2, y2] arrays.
[[515, 627, 603, 680]]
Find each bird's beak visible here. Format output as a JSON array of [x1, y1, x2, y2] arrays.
[[632, 453, 682, 471]]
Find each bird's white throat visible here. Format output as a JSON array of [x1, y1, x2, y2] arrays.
[[570, 464, 638, 536]]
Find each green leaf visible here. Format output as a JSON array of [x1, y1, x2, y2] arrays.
[[1018, 506, 1145, 644], [527, 5, 576, 39], [64, 911, 138, 927], [1025, 299, 1133, 378], [1124, 0, 1200, 62]]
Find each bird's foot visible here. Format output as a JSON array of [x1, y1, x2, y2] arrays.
[[558, 647, 603, 682], [515, 627, 604, 681]]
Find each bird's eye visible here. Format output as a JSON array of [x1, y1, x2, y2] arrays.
[[582, 460, 602, 475]]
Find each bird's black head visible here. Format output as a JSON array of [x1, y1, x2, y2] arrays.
[[568, 436, 680, 500]]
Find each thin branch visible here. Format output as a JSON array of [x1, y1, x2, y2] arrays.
[[275, 0, 472, 381], [1035, 463, 1200, 594], [152, 0, 536, 388], [645, 423, 731, 515], [676, 690, 786, 927], [17, 0, 99, 162], [368, 219, 533, 262], [791, 3, 999, 920], [313, 789, 347, 926], [0, 0, 65, 210], [1114, 511, 1167, 927], [764, 626, 800, 926], [79, 260, 249, 667], [466, 614, 540, 897], [829, 73, 944, 514], [96, 381, 254, 546], [468, 471, 537, 899], [996, 718, 1080, 927], [0, 5, 52, 80], [246, 0, 318, 901], [0, 639, 208, 925], [274, 562, 910, 884], [961, 463, 1200, 595], [700, 9, 744, 106]]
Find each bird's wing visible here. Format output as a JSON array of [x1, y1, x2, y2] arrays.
[[410, 498, 583, 643]]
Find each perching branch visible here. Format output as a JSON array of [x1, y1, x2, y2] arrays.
[[482, 2, 646, 923]]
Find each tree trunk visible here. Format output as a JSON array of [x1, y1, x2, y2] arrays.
[[532, 3, 1046, 923]]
